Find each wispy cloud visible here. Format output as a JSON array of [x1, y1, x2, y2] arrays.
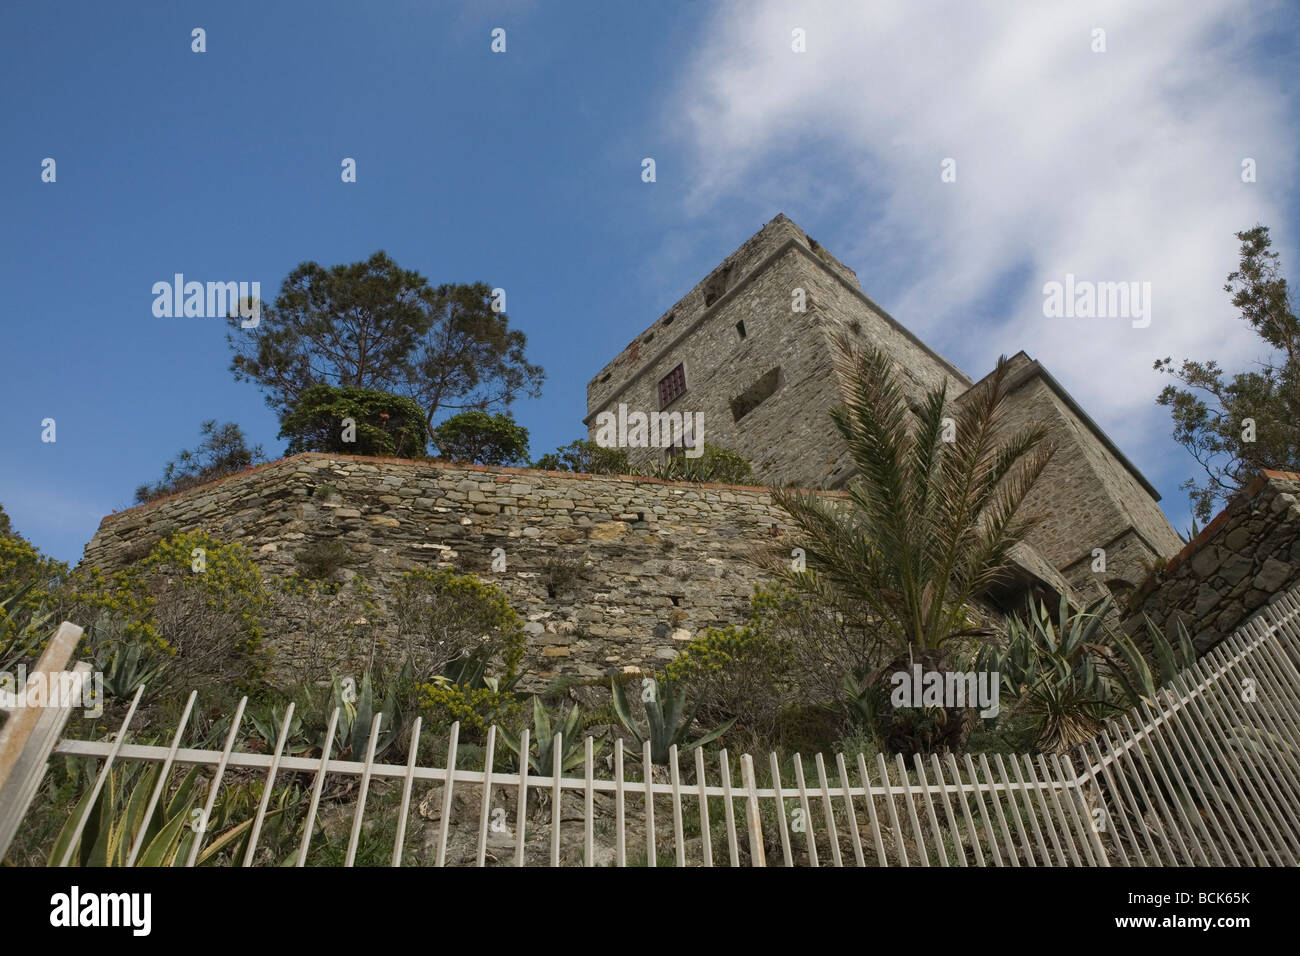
[[665, 0, 1295, 464]]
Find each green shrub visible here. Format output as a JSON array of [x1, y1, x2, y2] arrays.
[[279, 384, 427, 458], [294, 539, 351, 581], [533, 439, 630, 475], [636, 444, 753, 484], [391, 568, 525, 685], [419, 681, 521, 732], [0, 533, 68, 673], [431, 410, 530, 466], [66, 530, 269, 696]]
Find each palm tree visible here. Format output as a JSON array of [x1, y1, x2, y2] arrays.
[[774, 332, 1055, 750]]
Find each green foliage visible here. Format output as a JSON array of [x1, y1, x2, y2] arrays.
[[47, 762, 290, 867], [610, 675, 735, 765], [227, 253, 544, 432], [636, 444, 753, 484], [0, 532, 67, 673], [247, 700, 314, 756], [498, 696, 600, 774], [323, 669, 407, 760], [87, 611, 171, 702], [976, 594, 1198, 752], [775, 335, 1054, 658], [135, 420, 265, 504], [443, 643, 525, 694], [665, 599, 795, 743], [666, 618, 790, 685], [533, 438, 630, 475], [278, 384, 427, 458], [418, 680, 521, 732], [391, 567, 526, 685], [1155, 225, 1300, 521], [1117, 613, 1199, 703], [294, 539, 351, 581], [431, 410, 530, 466], [69, 530, 269, 694]]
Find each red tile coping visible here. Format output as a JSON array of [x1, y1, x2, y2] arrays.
[[98, 452, 849, 528]]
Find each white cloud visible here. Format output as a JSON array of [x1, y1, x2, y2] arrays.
[[667, 0, 1295, 463]]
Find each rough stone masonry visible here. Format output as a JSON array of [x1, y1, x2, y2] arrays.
[[81, 454, 808, 685], [585, 214, 1185, 604]]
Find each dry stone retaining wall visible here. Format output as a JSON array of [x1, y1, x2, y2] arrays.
[[81, 454, 812, 687], [1121, 471, 1300, 652]]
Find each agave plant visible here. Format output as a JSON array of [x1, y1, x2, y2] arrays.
[[247, 700, 314, 756], [47, 763, 285, 867], [499, 696, 602, 774], [611, 675, 735, 765], [323, 667, 408, 760], [1110, 612, 1198, 705], [977, 593, 1197, 752], [444, 644, 524, 694], [82, 611, 172, 702]]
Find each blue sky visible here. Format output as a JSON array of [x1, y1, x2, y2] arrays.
[[1, 0, 1297, 565]]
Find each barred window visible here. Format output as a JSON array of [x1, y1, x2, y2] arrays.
[[657, 363, 686, 409]]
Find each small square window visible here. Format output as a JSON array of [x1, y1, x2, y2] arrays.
[[658, 363, 686, 409], [735, 320, 747, 340]]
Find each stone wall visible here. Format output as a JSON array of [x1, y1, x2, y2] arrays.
[[584, 214, 971, 490], [583, 213, 1182, 600], [81, 454, 815, 687], [988, 356, 1184, 595], [1121, 471, 1300, 652]]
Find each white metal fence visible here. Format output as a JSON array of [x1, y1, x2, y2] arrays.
[[3, 587, 1299, 866]]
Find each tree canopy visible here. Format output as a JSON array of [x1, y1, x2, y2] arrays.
[[226, 252, 544, 437], [1156, 226, 1300, 521], [431, 411, 530, 466], [278, 384, 428, 459], [135, 421, 266, 504], [533, 438, 631, 475]]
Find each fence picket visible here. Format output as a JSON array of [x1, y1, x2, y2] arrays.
[[393, 716, 422, 867], [296, 706, 339, 867], [345, 711, 383, 867], [435, 721, 459, 868], [184, 695, 247, 868], [246, 700, 295, 867], [515, 727, 530, 867], [815, 754, 842, 867], [476, 724, 496, 868], [696, 747, 714, 867], [721, 749, 739, 867]]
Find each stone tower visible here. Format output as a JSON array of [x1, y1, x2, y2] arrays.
[[585, 214, 1183, 597]]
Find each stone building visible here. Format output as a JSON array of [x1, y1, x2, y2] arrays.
[[84, 215, 1277, 684], [585, 214, 1184, 599]]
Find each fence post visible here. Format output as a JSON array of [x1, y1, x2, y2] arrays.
[[741, 754, 766, 867], [0, 622, 85, 860]]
